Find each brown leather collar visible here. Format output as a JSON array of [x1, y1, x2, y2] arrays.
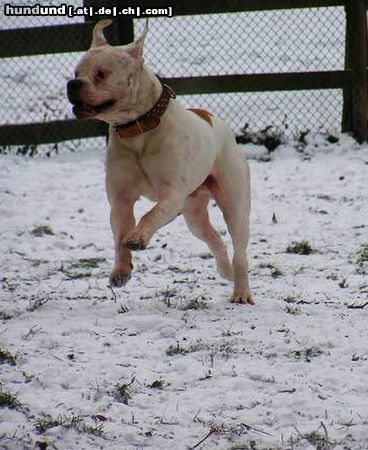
[[114, 83, 176, 139]]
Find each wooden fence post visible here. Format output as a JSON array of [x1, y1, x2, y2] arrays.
[[115, 15, 134, 46], [342, 0, 368, 142]]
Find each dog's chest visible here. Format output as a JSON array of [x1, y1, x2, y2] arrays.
[[107, 142, 165, 202], [134, 153, 161, 201]]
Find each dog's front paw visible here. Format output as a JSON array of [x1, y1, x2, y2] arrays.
[[231, 291, 254, 305], [109, 269, 131, 288], [122, 232, 148, 251]]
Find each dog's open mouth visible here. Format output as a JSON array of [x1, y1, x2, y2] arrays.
[[72, 99, 115, 118]]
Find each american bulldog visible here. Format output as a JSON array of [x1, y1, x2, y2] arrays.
[[67, 20, 253, 304]]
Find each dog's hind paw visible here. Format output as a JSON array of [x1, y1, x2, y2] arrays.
[[231, 292, 254, 305], [109, 270, 131, 288], [122, 233, 147, 251]]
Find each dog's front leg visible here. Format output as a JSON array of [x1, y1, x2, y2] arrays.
[[123, 189, 185, 250], [109, 198, 136, 287]]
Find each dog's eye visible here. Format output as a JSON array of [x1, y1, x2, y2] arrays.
[[96, 70, 105, 80]]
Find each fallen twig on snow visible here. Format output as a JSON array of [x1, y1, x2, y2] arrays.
[[347, 301, 368, 309]]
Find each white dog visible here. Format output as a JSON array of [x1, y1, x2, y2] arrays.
[[67, 20, 253, 304]]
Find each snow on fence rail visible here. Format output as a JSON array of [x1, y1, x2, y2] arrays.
[[0, 0, 367, 147]]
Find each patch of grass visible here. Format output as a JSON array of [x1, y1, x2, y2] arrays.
[[173, 278, 196, 285], [70, 257, 106, 269], [166, 341, 188, 356], [59, 260, 99, 280], [283, 294, 301, 304], [290, 423, 334, 450], [295, 129, 310, 147], [149, 379, 164, 389], [230, 441, 266, 450], [285, 305, 303, 315], [283, 295, 317, 306], [166, 339, 209, 356], [168, 265, 195, 274], [199, 252, 214, 260], [357, 245, 368, 263], [115, 384, 131, 404], [211, 341, 237, 359], [0, 389, 21, 409], [356, 245, 368, 275], [26, 294, 50, 312], [325, 133, 339, 144], [114, 377, 135, 405], [291, 347, 323, 363], [0, 434, 35, 449], [0, 311, 13, 321], [270, 265, 283, 278], [59, 259, 102, 279], [35, 439, 50, 450], [35, 413, 103, 436], [304, 430, 332, 448], [31, 225, 54, 237], [189, 418, 272, 449], [1, 276, 17, 293], [259, 263, 283, 278], [221, 328, 243, 337], [286, 240, 313, 255], [35, 416, 61, 434], [30, 258, 49, 267], [0, 347, 16, 365], [157, 290, 210, 310], [317, 194, 334, 201], [63, 270, 92, 280], [157, 287, 179, 307], [167, 339, 235, 359], [236, 123, 286, 153], [180, 296, 209, 310]]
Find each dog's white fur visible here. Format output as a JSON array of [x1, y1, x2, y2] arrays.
[[69, 20, 253, 304]]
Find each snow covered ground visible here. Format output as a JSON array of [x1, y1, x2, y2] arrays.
[[1, 4, 367, 449], [1, 134, 367, 450]]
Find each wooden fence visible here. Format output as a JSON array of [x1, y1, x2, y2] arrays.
[[0, 0, 367, 145]]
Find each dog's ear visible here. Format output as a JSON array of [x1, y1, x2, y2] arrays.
[[126, 19, 149, 59], [90, 19, 112, 48]]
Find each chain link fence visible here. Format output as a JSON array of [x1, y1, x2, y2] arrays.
[[0, 2, 346, 152], [139, 9, 345, 135]]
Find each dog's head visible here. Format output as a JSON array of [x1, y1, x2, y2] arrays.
[[67, 20, 148, 122]]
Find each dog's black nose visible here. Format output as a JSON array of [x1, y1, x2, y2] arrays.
[[67, 78, 84, 90], [67, 78, 84, 103]]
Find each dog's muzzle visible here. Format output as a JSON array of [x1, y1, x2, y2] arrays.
[[67, 78, 84, 104], [66, 78, 115, 119]]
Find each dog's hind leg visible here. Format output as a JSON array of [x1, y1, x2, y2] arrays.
[[183, 186, 233, 281], [211, 142, 253, 304]]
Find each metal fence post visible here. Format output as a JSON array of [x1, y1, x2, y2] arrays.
[[342, 0, 368, 142]]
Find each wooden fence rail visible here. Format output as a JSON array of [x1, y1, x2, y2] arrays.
[[0, 0, 367, 144]]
